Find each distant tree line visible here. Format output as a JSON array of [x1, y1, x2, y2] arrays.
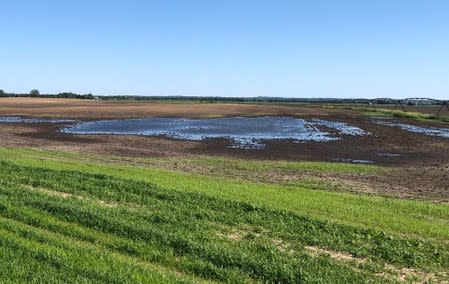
[[370, 98, 447, 105], [97, 96, 448, 105], [0, 89, 94, 99], [99, 95, 373, 104], [0, 89, 445, 105]]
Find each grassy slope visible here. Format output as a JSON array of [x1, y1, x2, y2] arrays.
[[1, 147, 448, 243], [327, 105, 449, 124], [0, 160, 448, 282]]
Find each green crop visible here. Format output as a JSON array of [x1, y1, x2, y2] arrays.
[[0, 148, 448, 282], [0, 160, 447, 282], [1, 147, 448, 241]]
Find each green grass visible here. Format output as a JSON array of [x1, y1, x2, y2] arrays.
[[193, 156, 383, 174], [0, 146, 383, 175], [332, 105, 449, 124], [1, 147, 449, 282], [0, 160, 448, 282], [1, 147, 448, 242]]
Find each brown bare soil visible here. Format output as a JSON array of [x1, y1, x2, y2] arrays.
[[1, 98, 448, 202], [0, 97, 353, 119]]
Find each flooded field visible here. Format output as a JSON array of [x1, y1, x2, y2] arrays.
[[0, 116, 74, 124], [0, 99, 448, 202], [61, 116, 370, 149], [373, 118, 449, 138]]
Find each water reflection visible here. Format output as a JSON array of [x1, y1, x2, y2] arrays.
[[62, 116, 369, 149]]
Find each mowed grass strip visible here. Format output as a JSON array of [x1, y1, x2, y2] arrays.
[[0, 162, 448, 282], [1, 147, 449, 242]]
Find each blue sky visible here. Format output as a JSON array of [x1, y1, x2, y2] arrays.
[[1, 0, 448, 99]]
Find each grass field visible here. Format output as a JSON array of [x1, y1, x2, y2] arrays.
[[0, 147, 448, 282], [328, 105, 449, 124]]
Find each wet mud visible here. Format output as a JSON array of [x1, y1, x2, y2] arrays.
[[0, 99, 448, 201]]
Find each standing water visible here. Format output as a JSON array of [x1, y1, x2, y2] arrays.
[[61, 116, 369, 149]]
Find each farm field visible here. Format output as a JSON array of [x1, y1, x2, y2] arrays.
[[0, 98, 449, 283]]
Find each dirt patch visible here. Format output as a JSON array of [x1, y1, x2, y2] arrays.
[[217, 230, 247, 242], [379, 264, 449, 283], [305, 245, 449, 283], [304, 246, 364, 262], [24, 185, 119, 208], [272, 238, 293, 254], [217, 227, 268, 242]]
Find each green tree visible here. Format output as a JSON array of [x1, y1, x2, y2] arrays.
[[30, 89, 40, 97], [0, 90, 5, 97]]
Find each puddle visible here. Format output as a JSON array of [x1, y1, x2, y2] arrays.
[[309, 119, 371, 136], [227, 138, 266, 150], [373, 119, 449, 138], [61, 116, 369, 149], [335, 158, 374, 164], [376, 153, 401, 157], [0, 116, 75, 124]]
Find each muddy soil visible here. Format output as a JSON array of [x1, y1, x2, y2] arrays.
[[0, 98, 448, 202]]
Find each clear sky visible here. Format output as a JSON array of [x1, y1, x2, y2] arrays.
[[1, 0, 448, 99]]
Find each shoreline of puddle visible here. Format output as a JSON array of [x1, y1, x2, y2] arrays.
[[0, 116, 447, 151], [58, 116, 371, 149]]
